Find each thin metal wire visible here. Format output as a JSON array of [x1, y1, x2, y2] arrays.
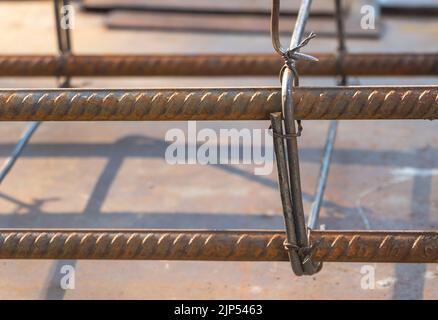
[[0, 86, 436, 121], [270, 0, 321, 275], [54, 0, 72, 55], [0, 53, 436, 77], [0, 122, 40, 184], [0, 0, 72, 185], [307, 0, 346, 230]]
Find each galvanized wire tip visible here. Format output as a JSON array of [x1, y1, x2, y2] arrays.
[[282, 32, 319, 71]]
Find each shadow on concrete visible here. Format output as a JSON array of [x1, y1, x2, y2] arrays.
[[0, 134, 435, 299]]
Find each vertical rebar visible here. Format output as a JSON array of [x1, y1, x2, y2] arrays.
[[0, 122, 40, 184], [307, 0, 346, 230], [0, 0, 73, 185], [54, 0, 72, 87]]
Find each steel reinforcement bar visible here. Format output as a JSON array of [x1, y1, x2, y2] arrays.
[[0, 86, 436, 121], [0, 229, 435, 263], [0, 53, 436, 76]]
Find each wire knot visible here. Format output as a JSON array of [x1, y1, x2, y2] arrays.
[[283, 242, 313, 264], [284, 237, 321, 266], [281, 32, 319, 73]]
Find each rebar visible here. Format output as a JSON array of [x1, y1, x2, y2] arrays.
[[0, 229, 435, 263], [307, 120, 338, 229], [307, 0, 345, 230], [0, 53, 436, 76], [0, 86, 436, 121], [54, 0, 72, 56]]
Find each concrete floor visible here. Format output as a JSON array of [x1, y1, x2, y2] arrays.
[[0, 1, 436, 299]]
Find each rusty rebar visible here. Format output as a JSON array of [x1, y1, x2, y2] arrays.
[[0, 229, 435, 263], [0, 53, 436, 76], [0, 86, 436, 121], [312, 231, 438, 263]]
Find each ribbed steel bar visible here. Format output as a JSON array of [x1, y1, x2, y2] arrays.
[[0, 86, 436, 121], [54, 0, 72, 56], [0, 53, 436, 76], [0, 229, 435, 263], [0, 0, 73, 185]]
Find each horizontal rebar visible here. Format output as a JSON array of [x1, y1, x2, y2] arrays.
[[0, 86, 436, 121], [0, 53, 436, 76], [0, 229, 435, 263]]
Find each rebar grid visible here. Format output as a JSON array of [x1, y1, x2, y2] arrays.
[[0, 0, 435, 270]]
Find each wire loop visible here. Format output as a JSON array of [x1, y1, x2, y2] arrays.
[[269, 0, 322, 276]]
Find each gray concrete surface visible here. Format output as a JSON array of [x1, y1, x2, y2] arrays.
[[0, 1, 436, 299]]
